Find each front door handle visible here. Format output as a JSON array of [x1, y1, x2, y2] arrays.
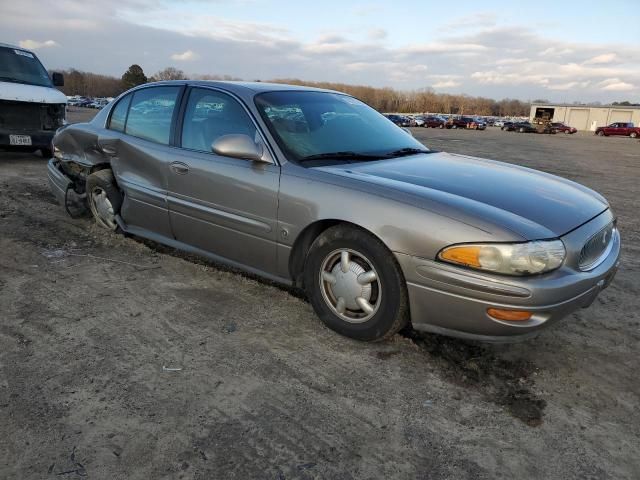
[[170, 162, 190, 175]]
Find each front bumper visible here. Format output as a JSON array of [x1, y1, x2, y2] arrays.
[[47, 159, 73, 206], [396, 210, 621, 342], [0, 129, 55, 150]]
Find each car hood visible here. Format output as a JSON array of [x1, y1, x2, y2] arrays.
[[0, 81, 67, 104], [315, 152, 608, 239]]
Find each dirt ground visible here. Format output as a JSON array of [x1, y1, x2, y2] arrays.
[[1, 109, 639, 479]]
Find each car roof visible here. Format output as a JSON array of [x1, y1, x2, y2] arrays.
[[145, 80, 344, 96], [0, 42, 33, 53]]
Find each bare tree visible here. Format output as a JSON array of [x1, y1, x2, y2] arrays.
[[151, 67, 187, 81]]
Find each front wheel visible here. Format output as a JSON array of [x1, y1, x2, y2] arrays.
[[519, 127, 525, 133], [304, 225, 409, 342], [631, 132, 638, 138]]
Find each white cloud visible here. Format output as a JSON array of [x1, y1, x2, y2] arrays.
[[584, 53, 618, 65], [599, 78, 634, 91], [367, 28, 387, 40], [404, 43, 488, 55], [170, 50, 199, 61], [432, 80, 461, 89], [539, 46, 574, 57], [18, 39, 59, 50]]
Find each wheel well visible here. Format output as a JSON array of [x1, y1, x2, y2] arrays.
[[289, 220, 341, 287], [89, 163, 112, 174], [289, 220, 387, 288]]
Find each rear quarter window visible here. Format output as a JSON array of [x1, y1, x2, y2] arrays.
[[108, 94, 131, 132]]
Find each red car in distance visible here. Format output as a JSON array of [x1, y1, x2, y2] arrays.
[[595, 122, 640, 138], [551, 122, 577, 134]]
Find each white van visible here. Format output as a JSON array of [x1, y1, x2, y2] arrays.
[[0, 42, 66, 157]]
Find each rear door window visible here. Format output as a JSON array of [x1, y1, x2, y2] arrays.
[[125, 86, 180, 145]]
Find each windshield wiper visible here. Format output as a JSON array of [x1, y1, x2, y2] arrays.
[[0, 76, 25, 84], [382, 147, 432, 158], [299, 151, 384, 162]]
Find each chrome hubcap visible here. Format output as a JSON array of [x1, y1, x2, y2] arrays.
[[91, 187, 116, 229], [319, 249, 381, 324]]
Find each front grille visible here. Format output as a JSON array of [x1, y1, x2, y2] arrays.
[[0, 100, 65, 132], [579, 222, 615, 271]]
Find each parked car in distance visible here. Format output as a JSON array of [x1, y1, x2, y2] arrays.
[[48, 80, 620, 343], [89, 99, 110, 109], [500, 121, 513, 130], [595, 122, 640, 138], [551, 122, 577, 134], [446, 116, 484, 130], [411, 116, 425, 127], [507, 122, 538, 133], [422, 115, 446, 128], [384, 114, 412, 127], [472, 118, 487, 130]]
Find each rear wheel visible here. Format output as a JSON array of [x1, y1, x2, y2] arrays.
[[630, 132, 638, 138], [40, 147, 53, 158], [519, 127, 525, 133], [304, 225, 409, 342], [597, 131, 605, 136], [86, 169, 122, 230]]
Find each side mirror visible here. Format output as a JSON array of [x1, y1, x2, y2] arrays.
[[211, 134, 269, 162], [52, 72, 64, 87]]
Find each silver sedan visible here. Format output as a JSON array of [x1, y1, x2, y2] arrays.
[[48, 81, 620, 342]]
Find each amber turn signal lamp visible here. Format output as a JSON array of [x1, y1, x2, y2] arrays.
[[439, 246, 482, 267], [487, 308, 532, 321]]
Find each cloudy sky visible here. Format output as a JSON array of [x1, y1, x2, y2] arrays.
[[2, 0, 639, 102]]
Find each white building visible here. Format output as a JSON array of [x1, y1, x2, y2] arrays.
[[529, 103, 640, 131]]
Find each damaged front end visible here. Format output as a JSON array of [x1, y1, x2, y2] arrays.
[[0, 100, 66, 152], [47, 157, 90, 217]]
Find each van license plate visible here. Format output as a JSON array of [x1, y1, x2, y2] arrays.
[[9, 135, 32, 146]]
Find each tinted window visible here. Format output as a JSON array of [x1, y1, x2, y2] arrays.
[[181, 88, 257, 152], [125, 87, 180, 145], [108, 94, 131, 132]]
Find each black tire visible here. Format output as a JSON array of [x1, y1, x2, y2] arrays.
[[40, 147, 53, 158], [631, 132, 638, 138], [86, 169, 122, 230], [304, 225, 409, 342], [597, 131, 605, 136], [519, 127, 525, 133]]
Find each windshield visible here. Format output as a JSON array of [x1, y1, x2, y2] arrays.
[[254, 91, 428, 163], [0, 46, 52, 88]]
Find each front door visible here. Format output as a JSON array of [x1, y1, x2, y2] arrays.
[[167, 87, 280, 275]]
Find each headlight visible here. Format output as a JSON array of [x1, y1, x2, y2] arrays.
[[438, 240, 566, 275]]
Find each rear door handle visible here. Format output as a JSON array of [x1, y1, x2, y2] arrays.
[[170, 162, 189, 175], [100, 145, 117, 156]]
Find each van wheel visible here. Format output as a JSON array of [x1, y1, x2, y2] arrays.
[[304, 225, 409, 342], [86, 169, 122, 230]]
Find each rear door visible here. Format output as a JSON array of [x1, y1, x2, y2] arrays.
[[167, 87, 280, 274], [101, 85, 182, 238]]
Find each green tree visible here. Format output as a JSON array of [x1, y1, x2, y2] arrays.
[[121, 64, 147, 90]]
